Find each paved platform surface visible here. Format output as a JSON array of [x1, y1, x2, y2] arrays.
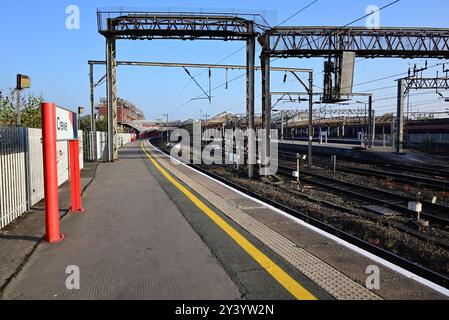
[[0, 163, 98, 293], [1, 143, 241, 299], [2, 140, 447, 300]]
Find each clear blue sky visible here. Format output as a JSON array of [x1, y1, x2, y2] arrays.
[[1, 0, 449, 120]]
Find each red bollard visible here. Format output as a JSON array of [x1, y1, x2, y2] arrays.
[[41, 102, 64, 243], [69, 139, 84, 213]]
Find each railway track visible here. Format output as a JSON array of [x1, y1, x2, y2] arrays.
[[277, 163, 449, 226], [381, 162, 449, 180], [279, 149, 449, 191], [331, 166, 449, 192], [152, 140, 449, 289], [263, 179, 449, 251], [162, 141, 449, 224]]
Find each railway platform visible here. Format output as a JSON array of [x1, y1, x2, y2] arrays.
[[279, 139, 361, 150], [279, 139, 449, 167], [1, 140, 447, 300]]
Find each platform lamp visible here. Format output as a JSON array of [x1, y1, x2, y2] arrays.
[[272, 109, 284, 140], [77, 106, 85, 130], [16, 74, 31, 126], [163, 114, 169, 143]]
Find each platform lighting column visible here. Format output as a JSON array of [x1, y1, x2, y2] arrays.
[[16, 89, 21, 126], [164, 114, 169, 143], [372, 109, 376, 148], [280, 111, 284, 140], [396, 79, 405, 153], [261, 35, 271, 169], [368, 95, 373, 148], [308, 72, 313, 168], [89, 63, 97, 160], [246, 22, 256, 179]]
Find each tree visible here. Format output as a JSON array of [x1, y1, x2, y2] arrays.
[[79, 115, 91, 131], [0, 89, 44, 128], [21, 94, 43, 128], [78, 115, 108, 132], [96, 117, 108, 132], [0, 91, 16, 126]]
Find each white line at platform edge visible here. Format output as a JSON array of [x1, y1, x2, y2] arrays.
[[146, 140, 449, 297]]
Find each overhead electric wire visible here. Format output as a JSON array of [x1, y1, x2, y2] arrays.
[[167, 46, 248, 110], [275, 0, 320, 27], [170, 0, 401, 117], [341, 0, 400, 29], [170, 72, 247, 114], [375, 98, 445, 111], [183, 67, 211, 100], [170, 1, 321, 115]]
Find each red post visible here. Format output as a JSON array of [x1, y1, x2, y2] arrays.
[[41, 102, 64, 243], [69, 139, 84, 212]]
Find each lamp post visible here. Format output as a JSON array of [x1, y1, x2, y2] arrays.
[[77, 106, 85, 130], [16, 74, 31, 126], [163, 113, 169, 143], [272, 109, 284, 141]]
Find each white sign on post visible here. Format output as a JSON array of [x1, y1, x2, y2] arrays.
[[55, 106, 78, 141]]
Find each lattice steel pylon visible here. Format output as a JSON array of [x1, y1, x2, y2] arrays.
[[97, 11, 259, 177]]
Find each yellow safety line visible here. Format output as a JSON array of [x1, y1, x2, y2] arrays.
[[141, 142, 317, 301]]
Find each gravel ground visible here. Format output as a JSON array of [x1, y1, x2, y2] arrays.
[[320, 168, 449, 206], [304, 155, 449, 205], [201, 164, 449, 278]]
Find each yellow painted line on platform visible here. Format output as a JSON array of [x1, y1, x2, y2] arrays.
[[141, 142, 317, 301]]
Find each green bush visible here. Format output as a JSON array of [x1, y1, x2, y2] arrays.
[[0, 89, 43, 128]]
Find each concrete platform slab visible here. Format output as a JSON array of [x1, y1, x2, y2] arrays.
[[1, 143, 241, 300]]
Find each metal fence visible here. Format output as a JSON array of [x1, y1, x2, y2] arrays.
[[407, 133, 449, 143], [83, 131, 134, 161], [0, 127, 84, 229], [1, 128, 135, 230]]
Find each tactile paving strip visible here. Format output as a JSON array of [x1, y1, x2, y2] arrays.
[[150, 145, 382, 300]]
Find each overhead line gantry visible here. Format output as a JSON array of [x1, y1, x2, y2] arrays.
[[259, 26, 449, 166], [97, 10, 262, 178], [96, 11, 449, 173]]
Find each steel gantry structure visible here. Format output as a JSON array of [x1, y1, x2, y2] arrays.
[[396, 76, 449, 153], [96, 11, 449, 172], [259, 26, 449, 166], [88, 59, 310, 174], [262, 26, 449, 58], [97, 11, 262, 177]]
